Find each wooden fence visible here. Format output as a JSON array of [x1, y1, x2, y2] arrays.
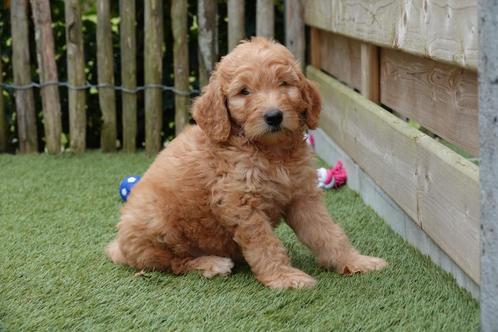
[[305, 0, 480, 292], [0, 0, 305, 155]]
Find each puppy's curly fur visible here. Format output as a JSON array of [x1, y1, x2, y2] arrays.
[[106, 37, 386, 288]]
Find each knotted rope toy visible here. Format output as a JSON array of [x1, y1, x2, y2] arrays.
[[305, 132, 347, 190], [316, 161, 347, 189]]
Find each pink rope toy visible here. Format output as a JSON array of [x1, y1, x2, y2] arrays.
[[305, 132, 348, 190], [316, 161, 347, 189]]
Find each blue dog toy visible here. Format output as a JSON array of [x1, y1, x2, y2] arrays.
[[119, 176, 141, 202]]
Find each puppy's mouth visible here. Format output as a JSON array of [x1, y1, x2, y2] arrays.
[[268, 125, 282, 133]]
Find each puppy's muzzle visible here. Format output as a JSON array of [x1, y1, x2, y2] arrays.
[[264, 108, 283, 131]]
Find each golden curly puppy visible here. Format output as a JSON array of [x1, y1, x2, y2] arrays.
[[106, 37, 386, 288]]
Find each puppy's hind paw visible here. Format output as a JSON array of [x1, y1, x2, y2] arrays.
[[198, 256, 235, 278], [339, 254, 387, 275]]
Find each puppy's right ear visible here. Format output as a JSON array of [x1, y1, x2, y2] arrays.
[[192, 76, 231, 142]]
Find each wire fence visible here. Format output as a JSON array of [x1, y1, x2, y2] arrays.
[[0, 81, 199, 96]]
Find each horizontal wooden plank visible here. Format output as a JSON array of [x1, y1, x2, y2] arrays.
[[416, 136, 480, 284], [380, 48, 478, 156], [305, 0, 478, 70], [319, 31, 361, 90], [307, 66, 480, 283]]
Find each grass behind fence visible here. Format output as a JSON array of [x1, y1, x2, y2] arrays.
[[0, 153, 478, 330]]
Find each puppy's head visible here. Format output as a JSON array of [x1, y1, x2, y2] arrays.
[[192, 37, 321, 144]]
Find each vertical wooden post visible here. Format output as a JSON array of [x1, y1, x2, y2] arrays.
[[11, 0, 38, 153], [227, 0, 244, 51], [65, 0, 86, 153], [0, 48, 7, 152], [120, 0, 137, 152], [144, 0, 163, 155], [171, 0, 189, 136], [197, 0, 217, 88], [31, 0, 62, 154], [285, 0, 304, 68], [97, 0, 117, 152], [360, 43, 380, 103], [310, 27, 321, 69], [479, 1, 498, 330], [256, 0, 274, 39]]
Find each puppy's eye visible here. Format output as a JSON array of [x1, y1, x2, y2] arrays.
[[279, 81, 288, 87], [239, 87, 250, 96]]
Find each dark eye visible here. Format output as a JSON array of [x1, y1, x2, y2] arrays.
[[280, 81, 288, 87], [239, 87, 250, 96]]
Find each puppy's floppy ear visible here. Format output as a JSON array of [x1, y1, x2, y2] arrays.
[[302, 78, 322, 129], [192, 75, 231, 142]]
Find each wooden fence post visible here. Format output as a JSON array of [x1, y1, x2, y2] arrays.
[[479, 0, 498, 330], [256, 0, 274, 39], [360, 43, 379, 103], [310, 27, 321, 69], [198, 0, 217, 88], [0, 48, 7, 152], [11, 0, 38, 153], [144, 0, 163, 155], [172, 0, 189, 135], [285, 0, 304, 68], [227, 0, 244, 51], [31, 0, 62, 154], [97, 0, 117, 152], [65, 0, 86, 153], [120, 0, 137, 152]]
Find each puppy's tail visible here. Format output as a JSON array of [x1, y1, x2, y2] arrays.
[[105, 240, 127, 265]]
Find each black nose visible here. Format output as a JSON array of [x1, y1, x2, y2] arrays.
[[264, 109, 283, 127]]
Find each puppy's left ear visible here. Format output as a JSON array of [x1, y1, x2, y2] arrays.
[[302, 78, 322, 129], [191, 74, 231, 142]]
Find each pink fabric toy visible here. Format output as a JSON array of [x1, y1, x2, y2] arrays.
[[304, 132, 347, 190], [316, 161, 347, 189]]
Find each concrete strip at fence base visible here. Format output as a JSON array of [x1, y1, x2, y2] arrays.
[[312, 128, 480, 299]]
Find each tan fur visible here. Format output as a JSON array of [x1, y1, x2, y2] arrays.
[[106, 37, 386, 288]]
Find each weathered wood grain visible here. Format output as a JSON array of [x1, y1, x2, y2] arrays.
[[319, 31, 361, 90], [11, 0, 38, 153], [256, 0, 274, 39], [380, 48, 478, 156], [65, 0, 86, 153], [120, 0, 137, 152], [305, 0, 478, 70], [31, 0, 62, 155], [285, 0, 305, 67], [144, 0, 163, 155], [416, 135, 480, 284], [227, 0, 245, 51], [360, 43, 379, 103], [307, 66, 479, 283], [97, 0, 117, 152], [309, 27, 321, 69], [172, 0, 189, 135], [197, 0, 217, 88]]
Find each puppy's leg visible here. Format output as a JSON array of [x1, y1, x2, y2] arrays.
[[170, 256, 234, 278], [230, 211, 316, 289], [286, 193, 387, 274]]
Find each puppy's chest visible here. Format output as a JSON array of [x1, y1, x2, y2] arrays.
[[238, 162, 297, 208]]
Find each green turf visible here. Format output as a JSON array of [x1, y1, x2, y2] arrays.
[[0, 152, 478, 331]]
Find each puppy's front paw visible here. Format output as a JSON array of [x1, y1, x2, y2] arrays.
[[338, 254, 387, 275], [262, 267, 317, 289]]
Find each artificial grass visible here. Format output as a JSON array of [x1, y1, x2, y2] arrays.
[[0, 152, 478, 331]]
